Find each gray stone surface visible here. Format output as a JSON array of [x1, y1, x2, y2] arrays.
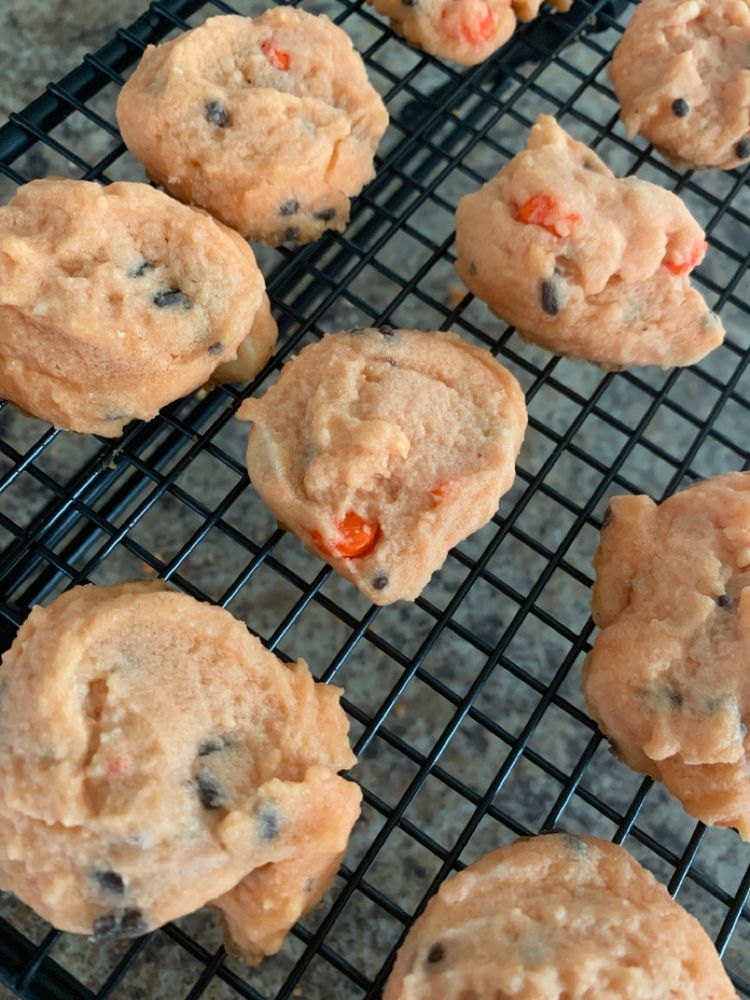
[[1, 1, 749, 998]]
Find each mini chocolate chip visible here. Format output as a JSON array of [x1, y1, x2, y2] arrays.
[[284, 226, 299, 242], [716, 594, 732, 610], [541, 271, 567, 316], [315, 207, 336, 222], [303, 876, 315, 893], [601, 503, 614, 528], [402, 0, 418, 6], [427, 943, 444, 964], [582, 157, 595, 170], [736, 137, 750, 160], [197, 768, 225, 809], [120, 909, 148, 937], [279, 198, 299, 216], [199, 736, 225, 756], [207, 341, 224, 356], [671, 98, 690, 118], [130, 259, 153, 278], [95, 870, 125, 894], [372, 572, 389, 590], [92, 914, 118, 942], [153, 288, 192, 310], [258, 802, 280, 841], [664, 687, 683, 709], [204, 100, 230, 127], [468, 260, 478, 275], [558, 831, 587, 856], [379, 324, 395, 337]]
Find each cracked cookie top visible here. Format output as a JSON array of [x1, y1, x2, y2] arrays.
[[585, 471, 750, 839], [116, 8, 388, 244], [384, 833, 736, 999], [0, 581, 360, 955], [239, 326, 527, 604], [0, 178, 276, 435]]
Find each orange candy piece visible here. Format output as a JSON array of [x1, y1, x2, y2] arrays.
[[262, 40, 290, 70], [663, 239, 708, 276], [310, 512, 379, 559], [516, 193, 581, 238], [441, 3, 496, 45], [429, 480, 452, 498]]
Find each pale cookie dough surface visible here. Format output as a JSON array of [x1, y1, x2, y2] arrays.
[[367, 0, 571, 67], [455, 115, 724, 369], [0, 582, 361, 963], [0, 178, 277, 437], [116, 9, 388, 245], [239, 327, 527, 605], [384, 833, 736, 999], [584, 472, 750, 839], [610, 0, 750, 171]]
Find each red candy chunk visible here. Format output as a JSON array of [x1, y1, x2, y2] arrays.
[[663, 239, 708, 277], [517, 193, 581, 238], [262, 40, 290, 70], [429, 480, 452, 498], [311, 513, 379, 559], [441, 2, 496, 45]]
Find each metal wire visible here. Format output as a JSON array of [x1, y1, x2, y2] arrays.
[[1, 0, 749, 997]]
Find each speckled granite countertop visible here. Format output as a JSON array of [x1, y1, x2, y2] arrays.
[[1, 2, 749, 999]]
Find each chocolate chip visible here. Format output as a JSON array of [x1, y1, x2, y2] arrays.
[[402, 0, 419, 6], [558, 831, 587, 856], [95, 870, 125, 894], [736, 137, 750, 160], [427, 943, 444, 964], [303, 876, 315, 893], [372, 572, 389, 591], [279, 198, 299, 216], [207, 341, 224, 356], [204, 100, 230, 127], [716, 594, 732, 610], [379, 324, 395, 337], [284, 226, 299, 242], [130, 259, 153, 278], [468, 261, 478, 275], [315, 207, 336, 222], [197, 768, 225, 809], [671, 98, 690, 118], [120, 909, 148, 937], [664, 687, 683, 709], [198, 736, 225, 756], [153, 288, 191, 310], [601, 503, 613, 528], [92, 909, 147, 942], [92, 914, 118, 941], [541, 271, 567, 316], [258, 802, 280, 841]]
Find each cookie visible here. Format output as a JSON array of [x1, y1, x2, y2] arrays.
[[0, 581, 361, 962], [116, 9, 388, 245], [238, 327, 526, 605], [367, 0, 571, 67], [584, 472, 750, 839], [384, 833, 735, 999], [0, 178, 277, 436], [610, 0, 750, 171], [455, 115, 724, 369]]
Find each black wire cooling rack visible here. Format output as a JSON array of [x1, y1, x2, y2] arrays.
[[1, 0, 750, 997]]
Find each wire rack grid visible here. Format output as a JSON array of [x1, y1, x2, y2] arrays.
[[0, 0, 749, 997]]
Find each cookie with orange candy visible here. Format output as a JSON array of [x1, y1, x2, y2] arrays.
[[367, 0, 571, 67], [455, 115, 724, 369], [238, 326, 527, 604], [116, 8, 388, 245]]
